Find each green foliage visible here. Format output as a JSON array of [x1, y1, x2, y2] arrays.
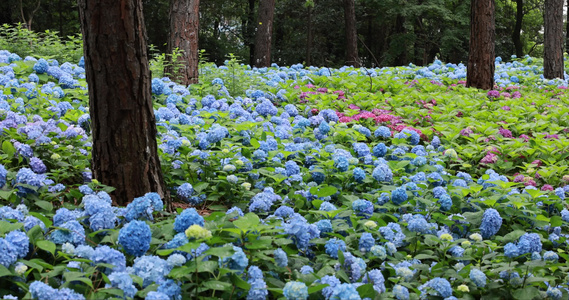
[[0, 24, 83, 63]]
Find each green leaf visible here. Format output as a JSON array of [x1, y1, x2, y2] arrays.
[[231, 273, 251, 290], [308, 284, 328, 294], [512, 286, 540, 299], [194, 182, 209, 194], [35, 200, 53, 212], [0, 221, 23, 234], [356, 283, 377, 298], [197, 260, 218, 273], [204, 245, 235, 258], [233, 213, 260, 231], [36, 240, 56, 255], [550, 216, 563, 227], [202, 280, 232, 291], [250, 138, 260, 148], [0, 264, 12, 277], [2, 140, 15, 157]]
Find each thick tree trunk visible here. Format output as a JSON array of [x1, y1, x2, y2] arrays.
[[544, 0, 564, 79], [467, 0, 495, 90], [512, 0, 523, 58], [166, 0, 200, 85], [343, 0, 360, 67], [78, 0, 169, 206], [253, 0, 275, 67]]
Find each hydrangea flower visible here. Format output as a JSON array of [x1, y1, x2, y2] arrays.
[[283, 281, 308, 300], [479, 208, 502, 239], [352, 199, 373, 217], [470, 269, 487, 287], [106, 272, 137, 299], [118, 220, 152, 256], [391, 187, 408, 205], [131, 255, 171, 287], [274, 248, 288, 267], [329, 283, 360, 300], [359, 232, 375, 253], [325, 238, 346, 258], [220, 246, 248, 274], [393, 284, 410, 300], [92, 245, 126, 273], [173, 208, 204, 233], [372, 163, 392, 182]]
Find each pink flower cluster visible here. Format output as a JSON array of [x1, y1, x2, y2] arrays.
[[336, 106, 403, 125]]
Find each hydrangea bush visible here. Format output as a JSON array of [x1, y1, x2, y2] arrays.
[[0, 49, 568, 299]]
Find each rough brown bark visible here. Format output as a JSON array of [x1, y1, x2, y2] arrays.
[[246, 0, 256, 67], [166, 0, 200, 85], [544, 0, 564, 79], [78, 0, 169, 206], [567, 0, 569, 55], [343, 0, 360, 67], [467, 0, 495, 90], [512, 0, 523, 58], [253, 0, 275, 67]]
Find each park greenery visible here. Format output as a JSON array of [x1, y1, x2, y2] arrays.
[[0, 29, 569, 299]]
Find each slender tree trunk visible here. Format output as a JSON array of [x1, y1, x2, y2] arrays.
[[343, 0, 360, 67], [78, 0, 169, 206], [467, 0, 495, 90], [306, 5, 312, 66], [247, 0, 256, 67], [566, 0, 569, 55], [544, 0, 564, 79], [253, 0, 275, 67], [512, 0, 523, 57], [166, 0, 200, 85], [394, 15, 407, 66]]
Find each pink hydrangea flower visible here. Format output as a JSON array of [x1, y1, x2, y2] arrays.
[[498, 128, 512, 138], [541, 184, 554, 191], [487, 90, 500, 98], [480, 153, 498, 164]]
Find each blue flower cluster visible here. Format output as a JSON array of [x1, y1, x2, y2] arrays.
[[118, 220, 151, 256], [479, 208, 502, 239]]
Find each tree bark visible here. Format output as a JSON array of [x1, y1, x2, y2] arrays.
[[467, 0, 495, 90], [166, 0, 200, 85], [246, 0, 256, 67], [512, 0, 523, 58], [343, 0, 360, 67], [566, 0, 569, 55], [544, 0, 564, 79], [253, 0, 275, 67], [306, 5, 312, 66], [394, 15, 407, 66], [78, 0, 169, 206]]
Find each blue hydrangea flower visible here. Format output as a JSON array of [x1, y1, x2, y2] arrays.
[[157, 279, 182, 300], [5, 230, 29, 259], [33, 59, 49, 74], [176, 183, 194, 203], [75, 245, 95, 259], [393, 284, 409, 300], [352, 199, 373, 217], [146, 291, 170, 300], [372, 143, 387, 157], [470, 269, 487, 287], [173, 208, 204, 233], [374, 126, 391, 138], [220, 246, 248, 274], [359, 232, 375, 252], [300, 266, 314, 274], [283, 281, 308, 300], [118, 220, 151, 256], [325, 238, 347, 258], [370, 245, 387, 259], [92, 245, 126, 273], [362, 269, 385, 294], [420, 277, 453, 297], [248, 278, 268, 300], [50, 220, 85, 246], [372, 164, 392, 182], [274, 248, 288, 267], [131, 255, 171, 287], [342, 252, 366, 282], [543, 251, 559, 262], [394, 129, 420, 145], [329, 283, 360, 300], [479, 208, 502, 239], [504, 242, 519, 258], [316, 219, 333, 235], [547, 287, 563, 300], [438, 194, 452, 211], [391, 187, 408, 205], [353, 167, 366, 183], [106, 272, 137, 298], [0, 238, 17, 267], [517, 233, 542, 254]]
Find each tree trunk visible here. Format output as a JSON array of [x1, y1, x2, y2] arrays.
[[566, 0, 569, 55], [467, 0, 495, 90], [78, 0, 169, 206], [166, 0, 200, 85], [343, 0, 360, 67], [306, 5, 312, 66], [253, 0, 275, 67], [247, 0, 256, 67], [544, 0, 564, 79], [512, 0, 523, 58], [394, 15, 407, 66]]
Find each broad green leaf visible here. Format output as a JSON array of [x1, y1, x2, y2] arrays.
[[36, 240, 56, 255], [34, 200, 53, 212], [2, 140, 15, 157], [204, 245, 235, 258], [202, 280, 232, 291], [233, 213, 260, 231]]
